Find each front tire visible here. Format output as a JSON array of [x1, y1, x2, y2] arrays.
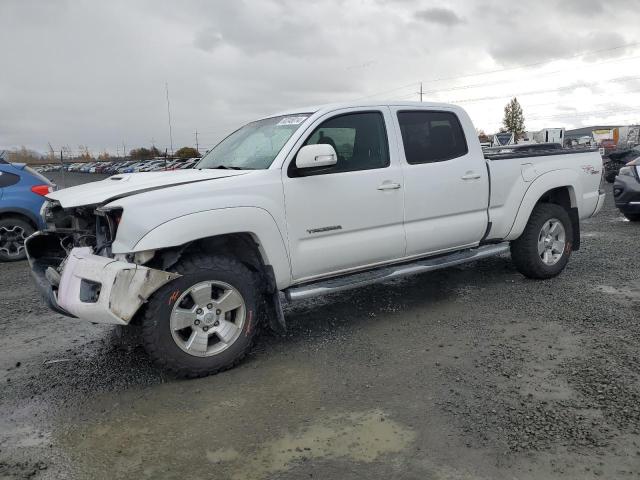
[[141, 254, 260, 378], [623, 212, 640, 222], [510, 203, 573, 279]]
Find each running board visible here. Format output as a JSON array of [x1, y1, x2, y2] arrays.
[[285, 242, 510, 302]]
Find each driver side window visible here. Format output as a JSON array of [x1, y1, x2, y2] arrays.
[[290, 111, 389, 176]]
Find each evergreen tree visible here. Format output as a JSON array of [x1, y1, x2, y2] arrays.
[[502, 97, 525, 140]]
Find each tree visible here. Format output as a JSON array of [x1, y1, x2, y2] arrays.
[[7, 146, 42, 165], [78, 145, 93, 161], [174, 146, 201, 160], [502, 97, 525, 140], [129, 146, 162, 160]]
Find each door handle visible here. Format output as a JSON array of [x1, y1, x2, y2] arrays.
[[377, 182, 401, 191], [461, 172, 481, 180]]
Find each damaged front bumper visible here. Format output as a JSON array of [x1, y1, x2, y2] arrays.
[[26, 232, 180, 325]]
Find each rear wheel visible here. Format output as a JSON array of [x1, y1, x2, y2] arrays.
[[623, 212, 640, 222], [510, 203, 573, 279], [141, 254, 260, 378], [0, 217, 34, 262]]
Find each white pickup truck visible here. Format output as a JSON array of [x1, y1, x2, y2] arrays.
[[26, 101, 605, 377]]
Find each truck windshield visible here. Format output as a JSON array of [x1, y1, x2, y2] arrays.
[[198, 114, 311, 170]]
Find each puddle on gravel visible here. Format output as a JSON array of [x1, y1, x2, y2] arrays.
[[57, 359, 415, 479], [60, 406, 414, 479], [212, 410, 415, 480], [595, 284, 640, 303]]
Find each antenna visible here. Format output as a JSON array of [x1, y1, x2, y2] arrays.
[[165, 82, 174, 157]]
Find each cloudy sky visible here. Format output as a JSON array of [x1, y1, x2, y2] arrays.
[[1, 0, 640, 155]]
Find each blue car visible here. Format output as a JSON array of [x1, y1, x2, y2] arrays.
[[0, 153, 54, 261]]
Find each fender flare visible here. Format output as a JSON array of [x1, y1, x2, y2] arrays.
[[129, 207, 292, 289], [0, 206, 43, 229], [504, 169, 580, 242]]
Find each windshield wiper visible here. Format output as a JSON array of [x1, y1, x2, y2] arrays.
[[213, 165, 252, 170]]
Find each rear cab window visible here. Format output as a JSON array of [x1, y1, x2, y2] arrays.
[[397, 110, 468, 164]]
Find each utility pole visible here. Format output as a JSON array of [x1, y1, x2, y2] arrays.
[[165, 82, 174, 157], [194, 129, 199, 153], [122, 141, 126, 160], [59, 148, 66, 188], [419, 82, 423, 102]]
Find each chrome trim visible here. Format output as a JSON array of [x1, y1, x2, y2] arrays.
[[285, 242, 510, 301]]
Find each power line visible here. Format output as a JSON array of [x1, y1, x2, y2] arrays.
[[528, 106, 640, 121], [350, 41, 640, 102], [422, 41, 640, 85], [449, 74, 640, 104], [421, 55, 640, 98]]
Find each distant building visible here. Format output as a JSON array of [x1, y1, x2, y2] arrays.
[[565, 126, 620, 144]]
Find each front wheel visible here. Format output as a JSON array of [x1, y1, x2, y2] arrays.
[[141, 254, 260, 378], [510, 203, 573, 279]]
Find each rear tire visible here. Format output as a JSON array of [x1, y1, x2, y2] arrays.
[[623, 213, 640, 222], [0, 217, 35, 262], [510, 203, 573, 279], [141, 254, 260, 378]]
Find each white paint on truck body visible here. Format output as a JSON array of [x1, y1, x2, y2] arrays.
[[42, 101, 605, 324]]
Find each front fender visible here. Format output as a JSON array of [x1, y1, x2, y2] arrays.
[[504, 169, 580, 241], [120, 207, 292, 289]]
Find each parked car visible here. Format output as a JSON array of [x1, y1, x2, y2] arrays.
[[178, 158, 199, 169], [604, 147, 640, 183], [613, 158, 640, 221], [26, 101, 605, 377], [0, 154, 54, 261]]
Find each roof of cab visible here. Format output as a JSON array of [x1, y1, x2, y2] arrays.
[[270, 100, 460, 118]]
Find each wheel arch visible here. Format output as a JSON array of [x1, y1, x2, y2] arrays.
[[505, 170, 581, 249], [125, 207, 292, 289], [0, 208, 40, 230]]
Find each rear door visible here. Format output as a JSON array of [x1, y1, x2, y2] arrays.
[[391, 108, 489, 256]]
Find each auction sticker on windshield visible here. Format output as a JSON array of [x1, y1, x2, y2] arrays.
[[277, 116, 309, 126]]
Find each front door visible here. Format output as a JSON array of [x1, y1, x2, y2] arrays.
[[282, 108, 405, 282]]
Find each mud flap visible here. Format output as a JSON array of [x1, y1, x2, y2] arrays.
[[569, 207, 580, 251], [263, 265, 286, 334]]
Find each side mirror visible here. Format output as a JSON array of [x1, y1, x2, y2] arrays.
[[295, 144, 338, 169]]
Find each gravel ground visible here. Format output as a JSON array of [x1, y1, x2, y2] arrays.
[[1, 172, 639, 479]]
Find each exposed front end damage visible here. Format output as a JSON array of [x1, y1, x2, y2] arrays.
[[25, 201, 180, 325]]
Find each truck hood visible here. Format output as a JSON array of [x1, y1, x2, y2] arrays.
[[47, 169, 250, 208]]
